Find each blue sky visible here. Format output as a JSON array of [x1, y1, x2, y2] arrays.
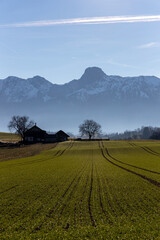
[[1, 0, 160, 83]]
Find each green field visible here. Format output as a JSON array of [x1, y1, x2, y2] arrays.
[[0, 140, 160, 239]]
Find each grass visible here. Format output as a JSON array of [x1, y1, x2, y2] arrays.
[[0, 140, 160, 239], [0, 132, 20, 142]]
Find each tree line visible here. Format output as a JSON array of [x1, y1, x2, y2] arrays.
[[8, 115, 160, 141], [106, 126, 160, 140]]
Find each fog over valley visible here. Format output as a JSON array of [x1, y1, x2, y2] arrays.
[[1, 67, 160, 134]]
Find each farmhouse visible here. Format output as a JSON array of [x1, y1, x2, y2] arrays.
[[24, 124, 69, 143]]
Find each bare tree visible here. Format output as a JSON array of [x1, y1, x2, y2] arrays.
[[8, 115, 34, 141], [79, 119, 101, 140]]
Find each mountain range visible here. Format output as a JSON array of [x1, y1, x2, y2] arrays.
[[1, 67, 160, 133]]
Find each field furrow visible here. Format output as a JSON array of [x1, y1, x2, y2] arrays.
[[104, 142, 160, 175], [99, 141, 160, 188], [1, 140, 160, 239]]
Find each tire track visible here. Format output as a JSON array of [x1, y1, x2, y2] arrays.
[[33, 161, 86, 231], [99, 141, 160, 188], [1, 142, 73, 169], [103, 173, 131, 217], [73, 202, 77, 226], [95, 165, 113, 224], [100, 142, 160, 175], [97, 143, 119, 218], [140, 146, 160, 157], [145, 146, 160, 156], [4, 170, 78, 228], [95, 149, 126, 218], [61, 161, 90, 228], [79, 175, 89, 225], [30, 174, 72, 220], [88, 161, 96, 227], [129, 142, 160, 157], [52, 172, 84, 228], [56, 141, 74, 157], [50, 160, 89, 228], [0, 185, 19, 195], [100, 148, 160, 216]]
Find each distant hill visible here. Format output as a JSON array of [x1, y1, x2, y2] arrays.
[[1, 67, 160, 132]]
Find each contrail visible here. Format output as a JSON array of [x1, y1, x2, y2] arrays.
[[1, 15, 160, 28]]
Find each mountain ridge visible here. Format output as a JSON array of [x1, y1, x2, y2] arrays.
[[1, 67, 160, 103], [1, 67, 160, 132], [2, 66, 159, 86]]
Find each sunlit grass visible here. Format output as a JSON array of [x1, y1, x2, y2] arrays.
[[0, 140, 160, 239]]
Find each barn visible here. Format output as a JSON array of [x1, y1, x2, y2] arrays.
[[24, 125, 69, 143], [56, 130, 69, 142]]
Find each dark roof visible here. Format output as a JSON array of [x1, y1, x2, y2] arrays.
[[25, 125, 46, 134], [25, 125, 69, 139], [45, 133, 56, 138], [56, 130, 69, 138]]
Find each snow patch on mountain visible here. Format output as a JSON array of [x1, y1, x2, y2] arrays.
[[1, 67, 160, 103]]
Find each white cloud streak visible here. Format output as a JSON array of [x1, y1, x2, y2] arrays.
[[1, 15, 160, 28], [107, 59, 137, 68], [138, 42, 160, 49]]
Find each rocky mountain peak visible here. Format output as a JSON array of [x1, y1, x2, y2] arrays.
[[80, 67, 107, 83]]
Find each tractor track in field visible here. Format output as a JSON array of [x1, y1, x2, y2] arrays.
[[99, 144, 160, 216], [30, 174, 71, 220], [100, 142, 160, 175], [1, 142, 74, 170], [52, 141, 74, 158], [103, 175, 127, 217], [5, 173, 69, 220], [73, 202, 77, 226], [56, 141, 74, 157], [12, 171, 78, 223], [104, 174, 131, 217], [129, 143, 137, 147], [50, 161, 88, 228], [95, 150, 127, 218], [33, 162, 86, 231], [139, 146, 160, 157], [95, 165, 113, 224], [144, 146, 160, 156], [62, 165, 90, 227], [79, 175, 89, 225], [129, 142, 160, 157], [97, 143, 120, 218], [52, 160, 90, 228], [51, 172, 84, 228], [0, 143, 59, 169], [98, 142, 146, 216], [99, 174, 118, 218], [103, 142, 160, 219], [3, 170, 76, 232], [54, 150, 61, 156], [0, 185, 19, 195], [99, 141, 160, 188], [88, 161, 96, 227]]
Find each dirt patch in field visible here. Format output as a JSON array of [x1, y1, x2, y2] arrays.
[[0, 143, 57, 162]]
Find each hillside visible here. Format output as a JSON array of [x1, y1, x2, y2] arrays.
[[0, 132, 20, 142]]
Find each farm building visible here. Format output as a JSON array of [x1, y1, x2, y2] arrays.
[[56, 130, 69, 142], [24, 125, 69, 143]]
